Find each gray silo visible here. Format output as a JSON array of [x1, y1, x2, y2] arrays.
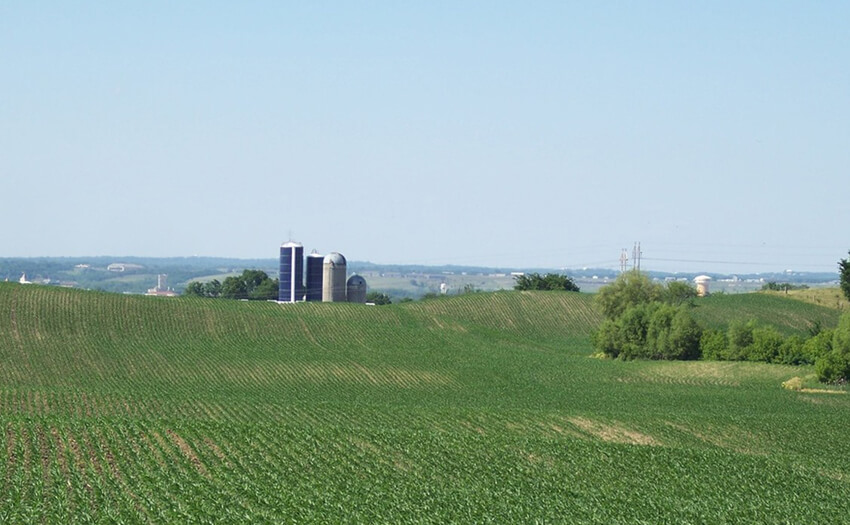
[[305, 251, 324, 302], [346, 275, 367, 303], [278, 241, 304, 303], [322, 252, 347, 302]]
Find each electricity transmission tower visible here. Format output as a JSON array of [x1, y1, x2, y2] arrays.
[[632, 242, 642, 272]]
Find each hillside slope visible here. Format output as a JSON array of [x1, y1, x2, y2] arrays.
[[692, 292, 841, 336], [1, 283, 849, 523]]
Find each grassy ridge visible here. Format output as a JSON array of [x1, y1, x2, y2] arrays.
[[1, 283, 849, 523], [692, 292, 841, 336]]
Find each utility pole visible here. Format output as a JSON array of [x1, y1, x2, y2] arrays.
[[620, 249, 629, 274]]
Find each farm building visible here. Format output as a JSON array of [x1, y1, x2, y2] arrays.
[[278, 242, 366, 303]]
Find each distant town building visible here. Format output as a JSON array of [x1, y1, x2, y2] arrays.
[[19, 273, 31, 285], [146, 274, 177, 297]]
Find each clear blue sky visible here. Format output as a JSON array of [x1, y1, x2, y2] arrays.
[[2, 2, 847, 273]]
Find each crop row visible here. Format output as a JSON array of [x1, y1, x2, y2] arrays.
[[2, 411, 850, 523]]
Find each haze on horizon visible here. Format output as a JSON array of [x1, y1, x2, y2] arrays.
[[2, 2, 847, 275]]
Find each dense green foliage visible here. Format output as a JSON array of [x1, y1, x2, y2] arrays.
[[593, 273, 703, 360], [663, 280, 699, 306], [593, 303, 702, 361], [513, 272, 580, 292], [365, 291, 392, 305], [594, 271, 664, 319], [0, 283, 849, 522], [761, 281, 809, 292], [592, 275, 847, 382], [183, 279, 222, 298], [815, 312, 850, 383], [840, 252, 850, 302], [185, 270, 278, 300]]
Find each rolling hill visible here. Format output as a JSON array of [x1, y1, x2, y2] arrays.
[[0, 283, 848, 523]]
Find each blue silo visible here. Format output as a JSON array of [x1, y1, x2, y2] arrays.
[[279, 241, 304, 303], [305, 250, 324, 302]]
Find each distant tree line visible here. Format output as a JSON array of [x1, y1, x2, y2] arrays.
[[184, 270, 278, 300], [366, 291, 392, 305], [591, 270, 850, 384], [513, 273, 580, 292], [760, 282, 809, 292]]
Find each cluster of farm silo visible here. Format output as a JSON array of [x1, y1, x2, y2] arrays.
[[278, 242, 367, 303]]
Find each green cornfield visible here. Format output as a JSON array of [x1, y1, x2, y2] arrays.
[[0, 283, 848, 523]]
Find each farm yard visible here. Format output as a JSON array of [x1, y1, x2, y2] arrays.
[[1, 283, 849, 522]]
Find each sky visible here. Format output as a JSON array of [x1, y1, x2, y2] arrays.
[[2, 1, 848, 274]]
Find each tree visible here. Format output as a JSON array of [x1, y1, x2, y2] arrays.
[[667, 308, 703, 360], [219, 270, 278, 300], [366, 291, 392, 305], [461, 283, 481, 294], [203, 280, 222, 298], [251, 278, 279, 301], [815, 312, 850, 383], [183, 279, 221, 298], [220, 277, 248, 300], [726, 320, 756, 361], [591, 319, 623, 359], [840, 252, 850, 302], [664, 281, 698, 306], [513, 272, 579, 292], [700, 329, 727, 360], [183, 281, 204, 297], [594, 271, 663, 320]]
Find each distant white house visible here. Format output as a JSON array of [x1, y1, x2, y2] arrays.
[[19, 273, 31, 284]]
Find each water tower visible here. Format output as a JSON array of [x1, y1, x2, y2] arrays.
[[694, 275, 712, 297]]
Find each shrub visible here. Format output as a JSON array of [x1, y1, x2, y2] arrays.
[[514, 273, 580, 292], [725, 320, 756, 361], [592, 303, 701, 361], [366, 292, 392, 305], [617, 302, 660, 360], [595, 271, 663, 320], [700, 329, 727, 361], [775, 335, 806, 365], [591, 319, 623, 359], [664, 281, 698, 307], [748, 327, 784, 363], [668, 308, 703, 360], [645, 303, 676, 359], [803, 330, 834, 363], [816, 312, 850, 383]]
